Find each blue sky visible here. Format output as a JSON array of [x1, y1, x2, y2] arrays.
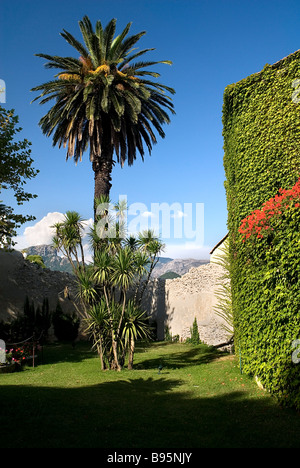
[[1, 0, 300, 259]]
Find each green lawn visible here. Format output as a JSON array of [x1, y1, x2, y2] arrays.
[[1, 341, 300, 448]]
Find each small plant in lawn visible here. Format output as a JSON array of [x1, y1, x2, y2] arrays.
[[186, 317, 200, 345]]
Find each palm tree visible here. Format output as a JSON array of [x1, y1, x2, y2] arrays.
[[31, 16, 175, 218]]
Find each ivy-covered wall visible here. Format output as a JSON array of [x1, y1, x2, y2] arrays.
[[223, 50, 300, 409]]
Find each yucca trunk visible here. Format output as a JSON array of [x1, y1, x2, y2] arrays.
[[95, 332, 106, 370], [128, 337, 135, 370]]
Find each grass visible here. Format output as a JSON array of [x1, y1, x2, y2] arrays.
[[1, 340, 300, 448]]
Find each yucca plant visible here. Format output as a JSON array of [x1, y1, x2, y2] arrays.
[[136, 229, 165, 304], [32, 16, 175, 218], [84, 299, 110, 370], [52, 211, 87, 276], [52, 201, 161, 370], [122, 300, 152, 369]]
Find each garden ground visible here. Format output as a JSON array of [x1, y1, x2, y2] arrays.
[[1, 341, 300, 448]]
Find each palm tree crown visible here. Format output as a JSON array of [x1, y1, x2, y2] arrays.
[[32, 16, 175, 212]]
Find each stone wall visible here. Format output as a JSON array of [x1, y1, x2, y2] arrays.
[[0, 249, 80, 323], [0, 249, 231, 347], [142, 262, 231, 346]]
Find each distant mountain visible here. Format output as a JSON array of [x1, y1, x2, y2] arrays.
[[157, 257, 173, 264], [23, 244, 74, 275], [22, 245, 209, 279], [152, 258, 209, 278]]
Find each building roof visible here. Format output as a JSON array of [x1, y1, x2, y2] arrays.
[[209, 233, 228, 255]]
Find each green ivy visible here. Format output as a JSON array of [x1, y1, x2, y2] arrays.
[[223, 50, 300, 409]]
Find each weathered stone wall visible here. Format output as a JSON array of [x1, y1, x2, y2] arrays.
[[0, 249, 231, 347], [0, 249, 80, 323], [142, 262, 231, 346]]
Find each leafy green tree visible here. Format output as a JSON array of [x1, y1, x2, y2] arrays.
[[0, 203, 15, 247], [26, 254, 46, 268], [0, 106, 39, 247], [31, 16, 175, 218]]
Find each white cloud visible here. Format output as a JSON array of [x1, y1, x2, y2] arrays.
[[13, 213, 211, 261], [171, 210, 187, 219], [13, 212, 93, 251], [13, 212, 65, 250], [141, 211, 155, 218]]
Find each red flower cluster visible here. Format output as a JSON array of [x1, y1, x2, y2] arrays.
[[5, 344, 33, 365], [239, 177, 300, 241]]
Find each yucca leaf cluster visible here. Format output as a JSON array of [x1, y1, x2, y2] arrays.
[[52, 198, 164, 370]]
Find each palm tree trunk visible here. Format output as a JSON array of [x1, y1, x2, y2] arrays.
[[92, 156, 113, 220]]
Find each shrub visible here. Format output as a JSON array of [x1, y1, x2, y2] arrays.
[[0, 297, 52, 343], [52, 303, 80, 343], [26, 254, 46, 268], [186, 318, 200, 346], [164, 325, 172, 342]]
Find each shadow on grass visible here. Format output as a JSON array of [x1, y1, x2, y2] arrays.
[[1, 375, 300, 448], [37, 341, 96, 366], [134, 342, 224, 370], [37, 340, 223, 369]]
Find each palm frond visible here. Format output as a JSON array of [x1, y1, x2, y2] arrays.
[[32, 16, 175, 169]]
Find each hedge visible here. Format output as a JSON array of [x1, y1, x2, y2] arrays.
[[223, 49, 300, 409]]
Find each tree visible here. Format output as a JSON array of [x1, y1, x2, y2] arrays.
[[52, 210, 87, 276], [0, 106, 39, 247], [136, 229, 165, 305], [122, 300, 152, 369], [31, 16, 175, 219], [26, 254, 46, 268], [190, 317, 200, 345], [53, 202, 157, 370]]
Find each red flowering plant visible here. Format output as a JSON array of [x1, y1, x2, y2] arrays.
[[238, 177, 300, 242], [236, 178, 300, 409], [5, 343, 33, 366]]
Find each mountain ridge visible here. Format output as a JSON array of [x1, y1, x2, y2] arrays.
[[22, 244, 209, 278]]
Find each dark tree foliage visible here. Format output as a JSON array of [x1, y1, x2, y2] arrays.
[[0, 106, 39, 247]]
